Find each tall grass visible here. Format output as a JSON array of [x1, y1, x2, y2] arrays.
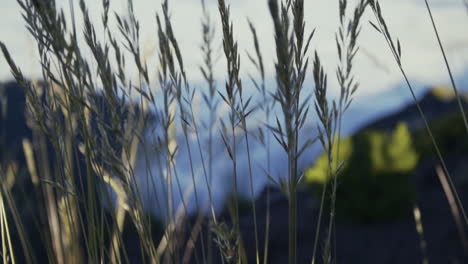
[[369, 0, 468, 225], [0, 0, 467, 263]]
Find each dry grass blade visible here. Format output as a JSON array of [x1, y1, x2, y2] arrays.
[[435, 165, 468, 253], [412, 206, 429, 264]]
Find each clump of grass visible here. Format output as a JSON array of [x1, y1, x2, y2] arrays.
[[0, 0, 334, 262], [2, 0, 159, 262], [1, 0, 467, 263]]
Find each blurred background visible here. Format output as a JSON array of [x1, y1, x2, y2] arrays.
[[2, 0, 468, 263]]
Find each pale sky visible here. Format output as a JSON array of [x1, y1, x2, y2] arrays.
[[2, 0, 468, 99]]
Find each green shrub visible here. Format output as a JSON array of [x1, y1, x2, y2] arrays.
[[305, 122, 419, 224], [416, 110, 468, 157]]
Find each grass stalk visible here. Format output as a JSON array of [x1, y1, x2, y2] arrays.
[[199, 0, 218, 261], [322, 2, 367, 262], [268, 1, 315, 263], [369, 0, 468, 226], [246, 19, 273, 264], [423, 0, 468, 134], [216, 1, 243, 262]]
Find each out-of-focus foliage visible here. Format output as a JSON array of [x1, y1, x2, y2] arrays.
[[305, 122, 419, 223], [430, 86, 468, 102], [305, 136, 352, 185], [416, 110, 468, 156], [386, 122, 419, 172]]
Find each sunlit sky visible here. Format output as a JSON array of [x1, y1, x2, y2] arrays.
[[2, 0, 468, 98]]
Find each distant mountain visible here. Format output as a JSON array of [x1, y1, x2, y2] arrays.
[[360, 86, 468, 133]]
